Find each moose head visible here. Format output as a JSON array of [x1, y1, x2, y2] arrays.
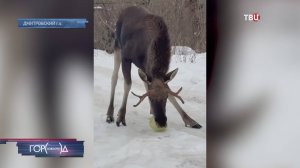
[[131, 68, 184, 127]]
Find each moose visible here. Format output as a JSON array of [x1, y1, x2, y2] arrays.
[[106, 6, 201, 129]]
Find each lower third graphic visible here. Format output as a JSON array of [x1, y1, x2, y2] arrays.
[[0, 138, 84, 157], [18, 18, 88, 28]]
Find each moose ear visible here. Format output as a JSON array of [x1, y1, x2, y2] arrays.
[[138, 69, 150, 83], [165, 68, 178, 83]]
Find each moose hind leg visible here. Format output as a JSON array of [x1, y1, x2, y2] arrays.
[[168, 95, 202, 129], [116, 61, 132, 126], [106, 49, 121, 123]]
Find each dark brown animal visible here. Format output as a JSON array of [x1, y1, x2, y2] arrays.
[[106, 6, 201, 128]]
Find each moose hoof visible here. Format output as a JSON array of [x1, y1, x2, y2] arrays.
[[185, 123, 202, 129], [116, 118, 126, 127], [106, 116, 114, 123], [116, 120, 126, 127], [191, 123, 202, 129]]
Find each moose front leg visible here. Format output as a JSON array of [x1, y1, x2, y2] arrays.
[[116, 61, 132, 126], [168, 95, 202, 129], [106, 49, 121, 123]]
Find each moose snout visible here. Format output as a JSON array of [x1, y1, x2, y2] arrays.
[[155, 115, 167, 127]]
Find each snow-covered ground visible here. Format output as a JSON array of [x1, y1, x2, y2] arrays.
[[94, 48, 206, 168]]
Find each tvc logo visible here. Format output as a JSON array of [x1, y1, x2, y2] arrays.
[[244, 13, 261, 22]]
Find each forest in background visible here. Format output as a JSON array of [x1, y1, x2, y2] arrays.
[[94, 0, 206, 53]]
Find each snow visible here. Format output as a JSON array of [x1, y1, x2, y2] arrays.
[[94, 48, 206, 168], [171, 46, 196, 55], [94, 6, 103, 9]]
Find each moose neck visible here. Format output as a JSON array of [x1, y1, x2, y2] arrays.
[[145, 20, 171, 81]]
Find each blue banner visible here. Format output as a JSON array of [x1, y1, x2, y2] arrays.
[[0, 139, 84, 157], [18, 18, 88, 28]]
